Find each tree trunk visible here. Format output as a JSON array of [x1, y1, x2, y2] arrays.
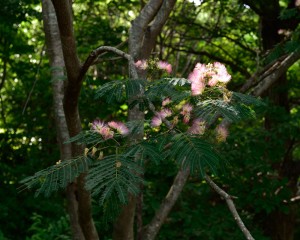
[[112, 1, 177, 240], [49, 0, 99, 239], [41, 1, 85, 239], [258, 2, 298, 239]]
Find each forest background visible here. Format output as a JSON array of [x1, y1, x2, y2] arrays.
[[1, 0, 300, 239]]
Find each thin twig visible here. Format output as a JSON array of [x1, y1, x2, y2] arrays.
[[204, 175, 255, 240]]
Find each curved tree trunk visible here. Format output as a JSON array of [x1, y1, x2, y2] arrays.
[[47, 0, 99, 239], [41, 1, 85, 239]]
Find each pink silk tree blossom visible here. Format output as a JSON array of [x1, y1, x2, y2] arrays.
[[157, 61, 172, 74], [151, 115, 162, 127], [134, 59, 148, 70], [91, 120, 114, 140], [188, 63, 206, 95], [187, 118, 206, 135], [108, 121, 129, 136], [162, 97, 172, 106], [216, 124, 229, 142], [213, 62, 231, 83], [180, 103, 193, 124]]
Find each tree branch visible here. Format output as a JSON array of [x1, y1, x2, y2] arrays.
[[80, 46, 138, 80], [240, 50, 300, 96], [142, 168, 190, 240], [130, 0, 163, 59], [140, 0, 177, 59], [51, 0, 81, 81], [204, 175, 255, 240]]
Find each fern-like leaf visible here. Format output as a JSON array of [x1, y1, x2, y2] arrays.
[[125, 79, 146, 99], [195, 98, 257, 124], [19, 156, 93, 197], [168, 133, 221, 176], [125, 141, 164, 165], [231, 92, 264, 106], [94, 80, 125, 103], [65, 130, 104, 145], [86, 154, 143, 205], [145, 78, 189, 103]]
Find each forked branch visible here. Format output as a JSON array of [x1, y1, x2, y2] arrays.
[[80, 46, 138, 81], [204, 175, 255, 240]]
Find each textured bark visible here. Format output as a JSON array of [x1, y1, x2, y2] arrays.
[[112, 1, 177, 240], [49, 0, 99, 239], [240, 52, 300, 94], [41, 1, 84, 239]]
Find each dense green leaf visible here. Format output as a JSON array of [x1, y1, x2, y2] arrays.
[[19, 156, 93, 197]]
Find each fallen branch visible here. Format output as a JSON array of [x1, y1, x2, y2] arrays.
[[204, 175, 255, 240]]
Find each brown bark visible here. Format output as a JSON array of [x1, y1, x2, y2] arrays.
[[41, 1, 85, 239], [112, 1, 177, 240], [49, 0, 99, 239]]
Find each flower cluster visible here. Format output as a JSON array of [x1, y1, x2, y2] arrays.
[[180, 103, 193, 124], [188, 62, 231, 96], [150, 97, 229, 141], [91, 119, 129, 140], [216, 124, 228, 142], [135, 60, 172, 74], [187, 118, 206, 135], [151, 108, 172, 127]]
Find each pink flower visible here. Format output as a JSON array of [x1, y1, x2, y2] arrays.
[[188, 63, 206, 95], [157, 61, 172, 74], [108, 121, 129, 136], [162, 97, 172, 106], [151, 116, 162, 127], [158, 108, 172, 119], [91, 120, 114, 140], [183, 115, 191, 124], [100, 126, 114, 140], [134, 60, 148, 70], [180, 103, 193, 115], [191, 81, 206, 95], [213, 62, 231, 84], [188, 119, 206, 135], [180, 103, 193, 124], [208, 75, 219, 87], [216, 124, 228, 142], [91, 120, 106, 133]]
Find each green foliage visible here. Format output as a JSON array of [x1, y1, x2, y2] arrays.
[[125, 141, 164, 165], [26, 213, 71, 240], [94, 80, 126, 103], [279, 8, 300, 20], [86, 154, 143, 205], [4, 0, 300, 239], [169, 133, 221, 175], [20, 156, 93, 197], [66, 130, 106, 145], [145, 78, 190, 103]]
